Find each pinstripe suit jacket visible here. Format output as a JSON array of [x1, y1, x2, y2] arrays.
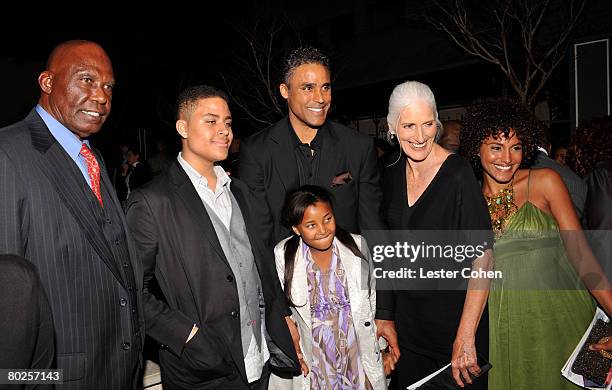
[[0, 110, 145, 389]]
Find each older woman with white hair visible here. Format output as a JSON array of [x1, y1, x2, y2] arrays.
[[376, 81, 493, 389]]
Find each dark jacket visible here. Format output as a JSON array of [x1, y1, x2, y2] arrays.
[[533, 151, 587, 219], [0, 110, 144, 389], [239, 118, 384, 247], [126, 161, 299, 389]]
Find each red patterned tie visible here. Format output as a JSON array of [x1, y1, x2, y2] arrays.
[[80, 144, 104, 207]]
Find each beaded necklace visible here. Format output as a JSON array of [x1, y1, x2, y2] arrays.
[[485, 180, 518, 239]]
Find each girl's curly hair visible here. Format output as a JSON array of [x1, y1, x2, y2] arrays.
[[567, 116, 612, 177], [460, 98, 543, 179]]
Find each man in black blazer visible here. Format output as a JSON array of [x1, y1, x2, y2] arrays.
[[0, 41, 144, 389], [126, 86, 299, 389], [239, 46, 384, 247], [533, 147, 586, 218]]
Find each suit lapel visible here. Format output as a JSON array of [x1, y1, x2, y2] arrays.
[[28, 112, 126, 287], [170, 162, 231, 269], [316, 122, 344, 189], [337, 240, 364, 321], [98, 152, 125, 218], [269, 119, 300, 192]]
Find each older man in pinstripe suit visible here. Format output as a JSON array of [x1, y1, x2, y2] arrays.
[[0, 40, 144, 389]]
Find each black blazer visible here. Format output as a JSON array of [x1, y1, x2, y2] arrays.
[[125, 161, 299, 388], [128, 162, 152, 194], [116, 162, 152, 202], [584, 160, 612, 230], [532, 151, 587, 218], [239, 118, 384, 246], [0, 110, 144, 389]]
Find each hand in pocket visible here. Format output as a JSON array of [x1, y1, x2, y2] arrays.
[[182, 329, 234, 379]]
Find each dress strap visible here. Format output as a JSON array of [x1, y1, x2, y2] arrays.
[[526, 169, 532, 202]]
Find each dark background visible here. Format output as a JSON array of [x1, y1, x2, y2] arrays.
[[1, 1, 610, 164]]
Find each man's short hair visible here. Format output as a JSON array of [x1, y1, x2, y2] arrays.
[[176, 85, 229, 121], [126, 145, 140, 156], [282, 46, 330, 85]]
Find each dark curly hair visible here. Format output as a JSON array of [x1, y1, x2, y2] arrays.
[[282, 46, 330, 85], [460, 98, 543, 179], [567, 116, 612, 177]]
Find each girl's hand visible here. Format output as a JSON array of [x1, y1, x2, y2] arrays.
[[451, 336, 480, 388], [382, 351, 396, 376], [285, 316, 309, 376]]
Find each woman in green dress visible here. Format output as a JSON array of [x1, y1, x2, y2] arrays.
[[460, 99, 612, 389]]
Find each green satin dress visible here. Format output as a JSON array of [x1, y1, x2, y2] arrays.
[[488, 200, 595, 389]]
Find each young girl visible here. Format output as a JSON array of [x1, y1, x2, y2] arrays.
[[270, 185, 387, 390]]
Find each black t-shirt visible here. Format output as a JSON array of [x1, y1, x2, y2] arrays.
[[379, 153, 493, 359]]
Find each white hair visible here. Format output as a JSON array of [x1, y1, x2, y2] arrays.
[[386, 81, 443, 141]]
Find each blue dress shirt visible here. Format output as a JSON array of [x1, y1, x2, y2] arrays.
[[35, 105, 93, 188]]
